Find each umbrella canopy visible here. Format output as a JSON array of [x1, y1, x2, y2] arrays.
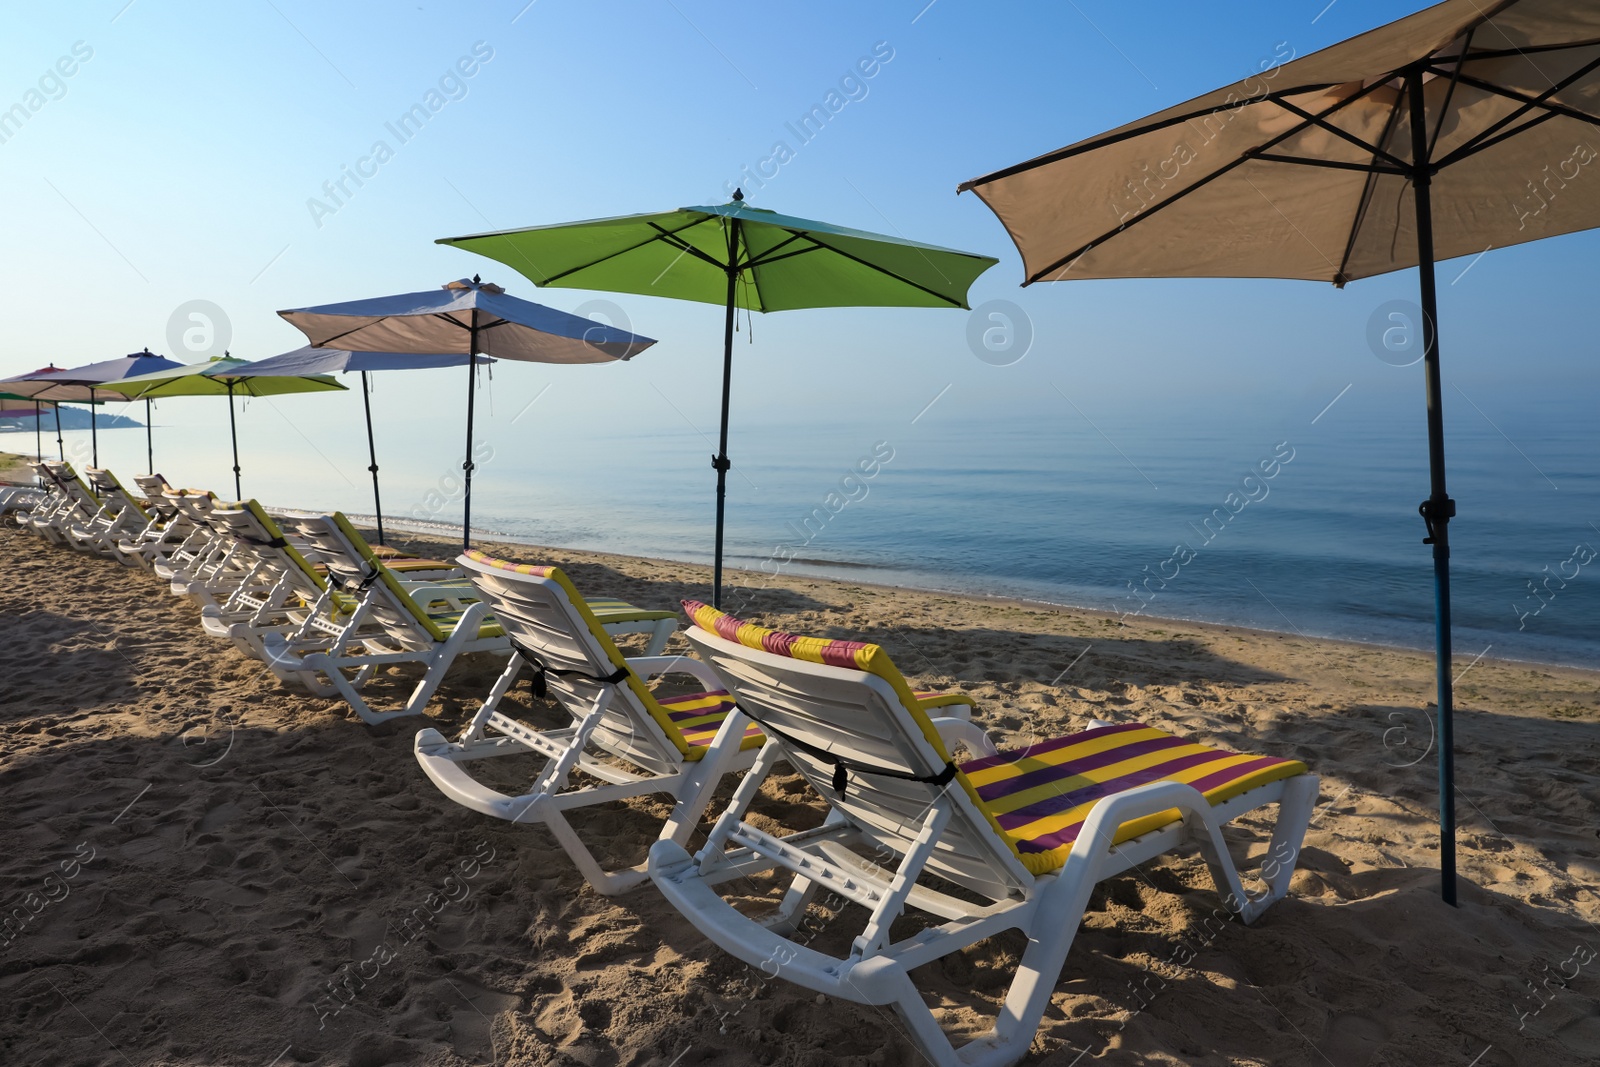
[[438, 193, 998, 603], [230, 345, 493, 544], [0, 366, 73, 463], [278, 278, 657, 548], [959, 0, 1600, 905], [101, 356, 346, 499], [2, 351, 185, 470]]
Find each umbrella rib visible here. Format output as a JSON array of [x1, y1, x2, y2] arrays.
[[1271, 99, 1410, 170], [1440, 108, 1562, 164], [1248, 153, 1405, 175], [740, 231, 812, 268], [1428, 29, 1474, 161], [1430, 61, 1600, 167], [960, 84, 1344, 190], [1459, 39, 1600, 61], [1332, 81, 1409, 285], [310, 322, 378, 348], [790, 232, 966, 306], [1023, 75, 1397, 284], [534, 217, 725, 285]]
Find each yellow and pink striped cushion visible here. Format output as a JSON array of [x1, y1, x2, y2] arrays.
[[681, 600, 975, 715], [963, 723, 1308, 868]]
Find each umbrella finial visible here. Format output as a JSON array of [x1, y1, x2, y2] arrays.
[[473, 274, 481, 284], [732, 188, 744, 202]]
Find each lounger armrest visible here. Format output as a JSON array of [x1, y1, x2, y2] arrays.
[[929, 716, 998, 759], [625, 654, 723, 690]]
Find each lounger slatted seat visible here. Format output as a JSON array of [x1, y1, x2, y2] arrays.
[[264, 518, 679, 724], [648, 602, 1318, 1067], [413, 550, 761, 893]]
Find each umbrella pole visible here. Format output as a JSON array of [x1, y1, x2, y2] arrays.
[[1410, 68, 1457, 907], [462, 314, 479, 550], [227, 382, 242, 500], [53, 403, 64, 461], [361, 371, 386, 545], [34, 401, 41, 461], [146, 398, 154, 475], [712, 239, 740, 608], [89, 387, 98, 467]]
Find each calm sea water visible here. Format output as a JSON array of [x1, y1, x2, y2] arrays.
[[12, 383, 1597, 668]]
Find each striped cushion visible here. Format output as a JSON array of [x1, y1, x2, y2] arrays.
[[656, 688, 765, 752], [962, 723, 1308, 873], [682, 600, 973, 710]]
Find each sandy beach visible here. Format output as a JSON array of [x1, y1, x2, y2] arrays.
[[2, 481, 1598, 1066]]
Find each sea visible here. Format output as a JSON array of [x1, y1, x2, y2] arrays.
[[10, 382, 1597, 670]]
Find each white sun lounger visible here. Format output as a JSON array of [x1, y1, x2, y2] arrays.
[[263, 515, 679, 724], [648, 601, 1319, 1067], [413, 549, 767, 894], [66, 469, 154, 563]]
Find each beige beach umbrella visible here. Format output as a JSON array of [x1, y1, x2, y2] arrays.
[[960, 0, 1600, 904]]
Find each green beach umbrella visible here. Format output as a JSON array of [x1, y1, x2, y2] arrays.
[[100, 355, 345, 499], [438, 191, 997, 605]]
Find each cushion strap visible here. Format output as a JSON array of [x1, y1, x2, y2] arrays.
[[732, 704, 955, 798], [507, 635, 629, 699]]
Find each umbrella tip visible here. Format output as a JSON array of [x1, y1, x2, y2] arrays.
[[473, 273, 481, 284], [732, 187, 744, 202]]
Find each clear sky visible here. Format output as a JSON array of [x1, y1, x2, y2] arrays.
[[0, 0, 1592, 442]]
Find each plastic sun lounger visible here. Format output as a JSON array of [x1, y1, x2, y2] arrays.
[[263, 515, 679, 725], [151, 488, 231, 589], [0, 484, 46, 518], [647, 602, 1319, 1067], [24, 462, 99, 544], [113, 475, 191, 570], [67, 469, 154, 563], [195, 501, 344, 658], [412, 550, 769, 894]]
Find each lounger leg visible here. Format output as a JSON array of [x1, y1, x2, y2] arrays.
[[643, 617, 676, 657], [394, 601, 490, 719], [657, 707, 749, 849], [459, 651, 525, 744]]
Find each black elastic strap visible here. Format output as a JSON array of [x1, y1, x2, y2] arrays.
[[507, 635, 629, 699], [236, 533, 289, 549], [733, 704, 957, 799], [329, 563, 381, 593]]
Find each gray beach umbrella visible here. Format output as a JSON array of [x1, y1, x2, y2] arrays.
[[278, 277, 656, 548], [1, 351, 183, 471], [233, 345, 492, 545], [961, 0, 1600, 903]]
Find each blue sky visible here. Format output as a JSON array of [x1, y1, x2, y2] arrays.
[[0, 0, 1592, 447]]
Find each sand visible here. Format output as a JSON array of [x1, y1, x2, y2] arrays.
[[1, 499, 1598, 1066]]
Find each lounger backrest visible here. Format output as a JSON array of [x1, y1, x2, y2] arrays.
[[42, 461, 97, 511], [458, 550, 693, 773], [682, 601, 1035, 898], [275, 512, 448, 646], [83, 469, 150, 524], [207, 501, 327, 593]]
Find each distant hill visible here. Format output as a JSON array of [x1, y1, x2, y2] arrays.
[[0, 407, 142, 430]]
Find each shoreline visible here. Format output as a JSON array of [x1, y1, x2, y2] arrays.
[[359, 509, 1600, 681]]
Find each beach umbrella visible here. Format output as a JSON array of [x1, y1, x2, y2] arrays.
[[227, 345, 492, 545], [100, 355, 345, 499], [0, 366, 72, 462], [437, 192, 998, 605], [0, 391, 49, 461], [958, 0, 1600, 904], [2, 351, 185, 471], [278, 277, 656, 549]]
